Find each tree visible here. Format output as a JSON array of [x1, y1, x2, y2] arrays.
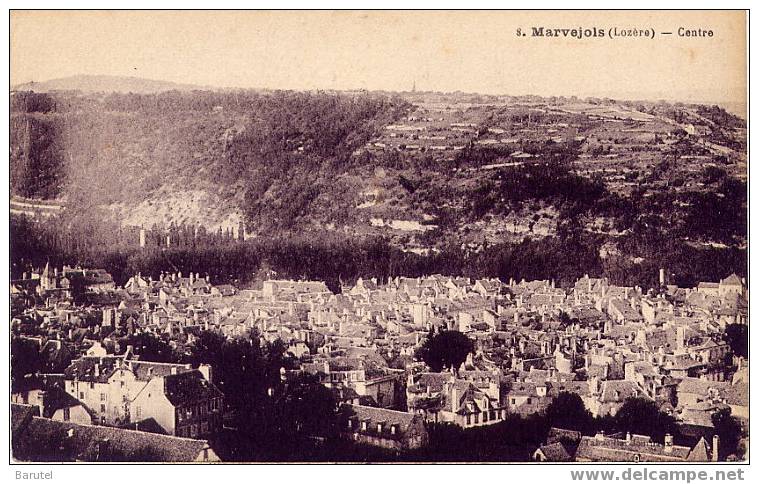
[[712, 408, 743, 460], [415, 329, 473, 372], [724, 324, 748, 359], [274, 373, 338, 438], [11, 336, 41, 393], [613, 397, 677, 441], [544, 392, 593, 433], [126, 332, 178, 363]]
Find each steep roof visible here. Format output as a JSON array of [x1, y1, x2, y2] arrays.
[[720, 274, 743, 286], [12, 415, 218, 462], [11, 403, 38, 437], [574, 434, 692, 462], [536, 441, 574, 461], [342, 404, 419, 441], [63, 356, 124, 383]]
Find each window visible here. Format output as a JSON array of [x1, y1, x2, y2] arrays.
[[63, 408, 70, 421], [190, 424, 198, 438], [136, 406, 141, 418], [100, 393, 106, 401], [526, 398, 532, 404], [100, 404, 106, 413], [474, 414, 479, 424], [466, 415, 471, 425], [89, 382, 94, 389], [79, 392, 84, 400], [201, 421, 209, 434]]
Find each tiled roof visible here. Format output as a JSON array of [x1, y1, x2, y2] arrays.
[[342, 404, 419, 441], [537, 441, 573, 461], [575, 434, 692, 462], [599, 381, 645, 403], [13, 415, 218, 462]]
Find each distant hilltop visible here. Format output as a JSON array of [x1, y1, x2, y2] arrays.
[[11, 74, 210, 94]]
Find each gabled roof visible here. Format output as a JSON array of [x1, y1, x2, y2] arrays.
[[720, 274, 743, 286], [536, 441, 574, 461]]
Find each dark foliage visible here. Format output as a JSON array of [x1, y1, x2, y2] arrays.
[[415, 329, 474, 373], [11, 337, 41, 393], [711, 408, 743, 460], [125, 332, 178, 363], [544, 391, 594, 433], [724, 324, 748, 359], [612, 397, 678, 442]]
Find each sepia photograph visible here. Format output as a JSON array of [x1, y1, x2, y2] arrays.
[[6, 8, 749, 467]]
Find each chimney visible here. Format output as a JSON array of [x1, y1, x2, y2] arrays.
[[199, 364, 213, 384], [94, 363, 100, 377], [37, 391, 48, 417], [625, 432, 631, 444], [712, 435, 720, 462], [664, 434, 674, 452], [659, 268, 665, 286], [676, 326, 685, 351]]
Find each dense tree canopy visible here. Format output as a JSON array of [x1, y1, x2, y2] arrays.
[[613, 397, 678, 442], [415, 329, 474, 373], [544, 391, 594, 433], [711, 408, 743, 460], [724, 324, 748, 359]]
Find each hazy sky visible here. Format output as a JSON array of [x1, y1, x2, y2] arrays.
[[11, 10, 747, 105]]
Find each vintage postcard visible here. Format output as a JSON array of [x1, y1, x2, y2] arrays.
[[8, 9, 748, 466]]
